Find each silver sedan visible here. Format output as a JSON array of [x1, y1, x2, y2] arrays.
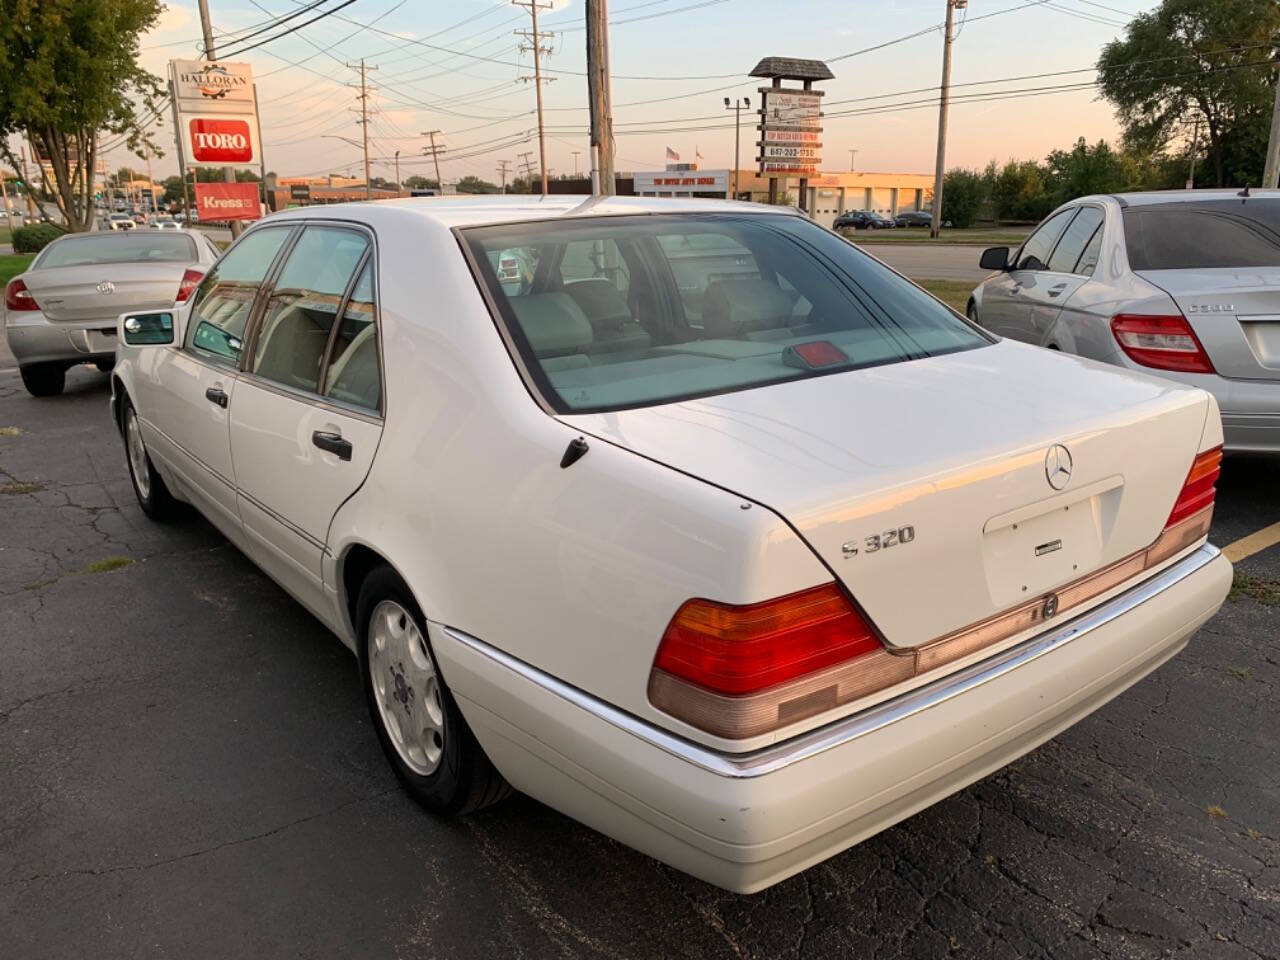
[[3, 230, 221, 396], [968, 190, 1280, 453]]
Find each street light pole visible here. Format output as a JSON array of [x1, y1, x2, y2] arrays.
[[849, 148, 858, 171], [394, 149, 401, 196]]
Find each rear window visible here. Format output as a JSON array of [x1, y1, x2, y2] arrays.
[[36, 233, 196, 268], [463, 213, 990, 413], [1123, 199, 1280, 270]]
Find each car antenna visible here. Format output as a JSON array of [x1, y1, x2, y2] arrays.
[[1238, 184, 1251, 198], [560, 436, 589, 469]]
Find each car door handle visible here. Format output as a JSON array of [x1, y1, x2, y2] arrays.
[[312, 431, 352, 461], [204, 385, 228, 408], [1047, 283, 1069, 297]]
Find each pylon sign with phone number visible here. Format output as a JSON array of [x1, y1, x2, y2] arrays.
[[169, 60, 261, 168]]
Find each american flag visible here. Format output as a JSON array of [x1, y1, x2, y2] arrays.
[[665, 146, 679, 162]]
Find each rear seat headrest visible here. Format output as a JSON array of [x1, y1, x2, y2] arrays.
[[703, 278, 797, 339], [509, 292, 593, 358], [562, 279, 631, 332]]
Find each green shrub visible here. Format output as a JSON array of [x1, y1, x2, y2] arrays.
[[12, 222, 67, 253]]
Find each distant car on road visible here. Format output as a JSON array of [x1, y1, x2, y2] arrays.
[[110, 196, 1229, 894], [833, 210, 895, 231], [151, 217, 181, 230], [105, 213, 136, 231], [893, 210, 935, 228], [3, 230, 221, 396], [968, 190, 1280, 453]]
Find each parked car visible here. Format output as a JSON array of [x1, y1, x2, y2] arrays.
[[968, 190, 1280, 453], [110, 196, 1230, 893], [151, 217, 181, 230], [105, 213, 136, 231], [4, 230, 221, 396], [833, 210, 895, 231], [893, 209, 935, 228]]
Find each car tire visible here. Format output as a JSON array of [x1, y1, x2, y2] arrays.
[[122, 398, 181, 521], [19, 363, 65, 397], [357, 565, 511, 816]]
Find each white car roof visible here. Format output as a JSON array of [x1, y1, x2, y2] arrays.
[[258, 194, 802, 231]]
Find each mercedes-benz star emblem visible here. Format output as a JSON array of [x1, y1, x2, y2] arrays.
[[1043, 594, 1060, 619], [96, 280, 115, 295], [1045, 443, 1073, 490]]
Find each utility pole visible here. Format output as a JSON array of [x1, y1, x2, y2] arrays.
[[724, 96, 748, 199], [930, 0, 964, 238], [849, 148, 858, 171], [197, 0, 243, 237], [586, 0, 615, 196], [394, 149, 401, 195], [497, 159, 511, 193], [518, 150, 536, 184], [421, 130, 445, 192], [347, 59, 378, 201], [1264, 67, 1280, 188], [1187, 115, 1201, 190], [144, 141, 154, 213], [514, 0, 553, 196], [572, 151, 581, 176]]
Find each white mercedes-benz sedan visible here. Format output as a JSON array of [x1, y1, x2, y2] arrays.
[[109, 196, 1232, 893]]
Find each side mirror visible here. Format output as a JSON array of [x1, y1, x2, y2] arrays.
[[120, 311, 174, 346], [979, 246, 1010, 271]]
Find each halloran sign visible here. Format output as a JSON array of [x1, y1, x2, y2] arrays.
[[172, 60, 256, 107], [169, 60, 260, 169]]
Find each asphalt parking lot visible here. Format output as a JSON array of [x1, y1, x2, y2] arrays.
[[1, 346, 1277, 959]]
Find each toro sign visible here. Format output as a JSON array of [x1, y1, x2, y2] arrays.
[[184, 117, 257, 165]]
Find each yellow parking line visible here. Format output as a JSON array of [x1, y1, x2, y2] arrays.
[[1222, 520, 1280, 564]]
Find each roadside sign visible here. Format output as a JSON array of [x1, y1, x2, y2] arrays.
[[169, 59, 260, 169], [757, 86, 824, 177], [761, 91, 822, 129], [289, 184, 311, 201], [193, 181, 261, 221]]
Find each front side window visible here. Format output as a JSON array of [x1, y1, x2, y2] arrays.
[[1015, 208, 1075, 271], [463, 213, 991, 414], [1123, 199, 1280, 270], [250, 226, 370, 393], [185, 227, 292, 363]]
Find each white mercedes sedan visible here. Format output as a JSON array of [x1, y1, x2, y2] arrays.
[[109, 196, 1231, 893]]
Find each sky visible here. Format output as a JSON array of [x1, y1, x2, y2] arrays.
[[127, 0, 1147, 185]]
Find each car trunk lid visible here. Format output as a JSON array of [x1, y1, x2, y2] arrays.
[[561, 341, 1210, 649], [1137, 268, 1280, 381], [23, 262, 188, 322]]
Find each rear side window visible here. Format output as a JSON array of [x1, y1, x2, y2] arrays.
[[1047, 206, 1104, 274], [322, 260, 380, 410], [37, 233, 196, 267], [250, 226, 370, 394], [186, 227, 292, 363], [1123, 200, 1280, 270], [463, 213, 990, 414]]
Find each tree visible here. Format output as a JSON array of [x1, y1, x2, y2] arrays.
[[455, 175, 499, 194], [190, 166, 259, 183], [0, 0, 165, 231], [941, 168, 987, 227], [403, 175, 439, 191], [162, 175, 185, 206], [1098, 0, 1280, 188], [1043, 138, 1128, 207], [990, 159, 1052, 222]]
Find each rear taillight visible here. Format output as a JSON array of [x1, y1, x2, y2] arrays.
[[653, 447, 1224, 740], [1167, 445, 1221, 528], [4, 277, 39, 311], [1110, 314, 1214, 374], [176, 268, 204, 302]]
